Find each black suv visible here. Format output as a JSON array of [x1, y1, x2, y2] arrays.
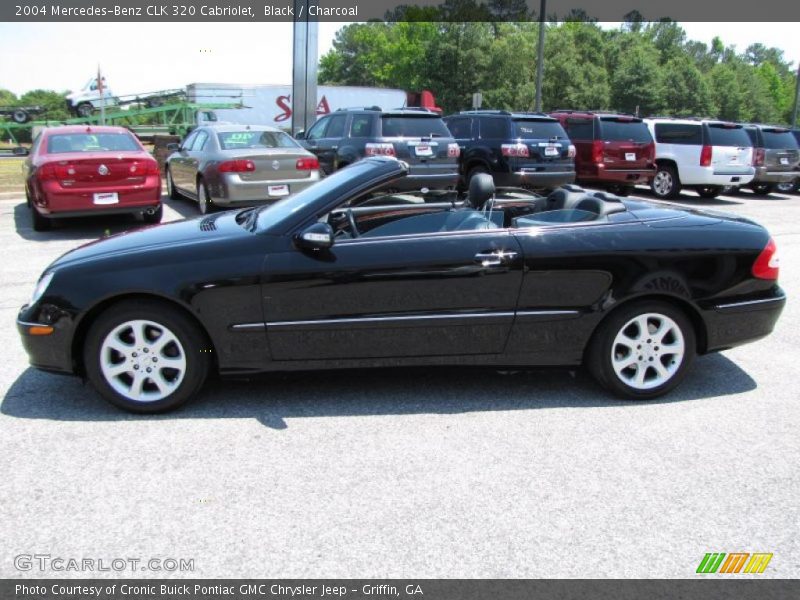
[[296, 107, 459, 190], [443, 110, 576, 190]]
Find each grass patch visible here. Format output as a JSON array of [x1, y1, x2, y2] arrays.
[[0, 159, 26, 194]]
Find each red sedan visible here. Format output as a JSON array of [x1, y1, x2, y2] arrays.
[[24, 125, 162, 231]]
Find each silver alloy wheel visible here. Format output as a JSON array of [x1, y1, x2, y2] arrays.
[[100, 319, 187, 402], [611, 312, 685, 390], [652, 171, 673, 197], [197, 182, 208, 214]]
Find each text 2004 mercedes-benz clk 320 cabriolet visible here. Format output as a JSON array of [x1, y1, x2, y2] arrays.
[[18, 157, 785, 412]]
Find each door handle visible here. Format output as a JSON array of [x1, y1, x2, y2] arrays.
[[474, 250, 518, 267]]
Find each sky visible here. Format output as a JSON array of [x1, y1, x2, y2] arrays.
[[0, 22, 797, 97]]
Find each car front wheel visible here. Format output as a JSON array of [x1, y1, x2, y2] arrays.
[[696, 186, 723, 199], [587, 301, 696, 400], [83, 300, 211, 412]]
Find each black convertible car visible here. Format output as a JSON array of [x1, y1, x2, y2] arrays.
[[18, 157, 785, 412]]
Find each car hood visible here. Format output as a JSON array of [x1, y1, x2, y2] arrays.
[[49, 211, 251, 270]]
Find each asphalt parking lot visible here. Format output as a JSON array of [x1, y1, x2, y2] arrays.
[[1, 186, 798, 578]]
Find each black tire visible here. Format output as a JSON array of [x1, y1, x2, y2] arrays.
[[76, 102, 93, 118], [145, 97, 164, 109], [165, 167, 180, 200], [83, 299, 211, 413], [587, 300, 696, 400], [142, 204, 163, 224], [614, 185, 633, 197], [775, 179, 798, 194], [751, 183, 775, 195], [196, 178, 213, 215], [12, 109, 29, 124], [650, 165, 681, 199], [696, 186, 723, 199], [30, 205, 51, 231]]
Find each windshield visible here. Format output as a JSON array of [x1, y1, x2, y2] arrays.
[[255, 161, 387, 232], [46, 133, 140, 153], [708, 124, 752, 147], [761, 129, 799, 150], [218, 130, 300, 150], [598, 118, 652, 143], [512, 119, 568, 140], [380, 116, 451, 138]]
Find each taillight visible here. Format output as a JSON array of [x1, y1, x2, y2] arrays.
[[700, 145, 712, 167], [365, 143, 395, 157], [592, 140, 604, 164], [37, 163, 58, 181], [295, 157, 319, 170], [501, 143, 529, 158], [447, 143, 460, 158], [753, 148, 765, 167], [567, 144, 576, 159], [218, 159, 256, 173], [130, 160, 160, 176], [752, 238, 780, 280], [38, 162, 75, 180]]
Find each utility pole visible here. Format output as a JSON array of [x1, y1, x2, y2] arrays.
[[792, 61, 799, 128], [292, 0, 318, 137], [534, 0, 546, 112]]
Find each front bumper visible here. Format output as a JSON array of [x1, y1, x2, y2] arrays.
[[702, 287, 786, 353], [17, 305, 75, 374]]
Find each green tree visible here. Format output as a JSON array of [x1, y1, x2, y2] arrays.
[[0, 88, 18, 106], [609, 38, 663, 115], [660, 55, 715, 117], [19, 89, 70, 120]]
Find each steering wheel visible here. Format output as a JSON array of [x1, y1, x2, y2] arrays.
[[346, 209, 360, 238]]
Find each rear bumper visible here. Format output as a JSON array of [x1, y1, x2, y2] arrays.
[[495, 170, 576, 189], [579, 167, 655, 185], [702, 288, 786, 353], [36, 179, 161, 217], [751, 168, 800, 184], [671, 166, 755, 187], [211, 172, 321, 205]]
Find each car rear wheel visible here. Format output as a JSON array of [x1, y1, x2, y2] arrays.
[[751, 183, 775, 195], [775, 179, 798, 194], [651, 165, 681, 199], [197, 179, 213, 215], [587, 301, 696, 400], [83, 300, 211, 413], [30, 204, 51, 232], [12, 109, 29, 124], [166, 168, 180, 200], [696, 186, 723, 199]]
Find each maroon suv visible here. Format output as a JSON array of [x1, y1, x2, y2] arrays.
[[549, 111, 656, 195]]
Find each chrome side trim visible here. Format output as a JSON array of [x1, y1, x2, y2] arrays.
[[17, 320, 51, 328], [266, 312, 516, 328], [715, 295, 786, 310], [229, 323, 267, 332], [516, 310, 581, 317]]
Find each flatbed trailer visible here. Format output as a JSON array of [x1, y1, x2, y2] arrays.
[[0, 105, 45, 124]]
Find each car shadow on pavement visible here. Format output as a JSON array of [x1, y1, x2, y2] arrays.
[[1, 353, 757, 430]]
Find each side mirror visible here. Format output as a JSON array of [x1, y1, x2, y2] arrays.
[[295, 222, 334, 251], [166, 143, 180, 152], [294, 130, 305, 140]]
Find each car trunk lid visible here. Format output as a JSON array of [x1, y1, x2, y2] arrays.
[[222, 148, 316, 181], [40, 152, 155, 187]]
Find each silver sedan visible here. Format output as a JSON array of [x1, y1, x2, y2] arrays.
[[165, 124, 321, 214]]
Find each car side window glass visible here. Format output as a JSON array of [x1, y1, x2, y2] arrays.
[[565, 118, 593, 140], [479, 117, 507, 139], [192, 130, 209, 152], [349, 114, 374, 137], [305, 117, 330, 141], [446, 117, 472, 139], [654, 123, 702, 145], [325, 115, 347, 139], [182, 131, 198, 151]]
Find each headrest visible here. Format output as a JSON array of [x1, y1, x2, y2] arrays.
[[468, 173, 496, 208]]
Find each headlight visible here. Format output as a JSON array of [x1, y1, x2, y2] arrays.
[[29, 272, 54, 306]]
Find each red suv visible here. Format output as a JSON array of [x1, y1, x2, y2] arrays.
[[549, 111, 656, 195]]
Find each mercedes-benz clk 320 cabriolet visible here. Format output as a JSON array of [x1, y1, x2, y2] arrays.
[[18, 157, 785, 412]]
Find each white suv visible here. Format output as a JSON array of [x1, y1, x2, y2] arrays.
[[644, 118, 754, 199]]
